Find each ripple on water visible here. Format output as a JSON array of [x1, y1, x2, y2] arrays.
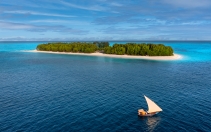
[[0, 51, 211, 131]]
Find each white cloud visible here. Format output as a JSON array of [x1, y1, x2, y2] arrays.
[[0, 0, 66, 10], [60, 1, 106, 11], [0, 21, 88, 34], [4, 10, 75, 17], [0, 21, 33, 29], [0, 36, 26, 41], [162, 0, 211, 8], [181, 21, 211, 25], [29, 19, 90, 25], [110, 2, 122, 7]]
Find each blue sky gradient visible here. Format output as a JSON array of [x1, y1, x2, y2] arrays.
[[1, 0, 211, 41]]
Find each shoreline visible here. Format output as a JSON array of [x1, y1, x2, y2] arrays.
[[25, 50, 183, 60]]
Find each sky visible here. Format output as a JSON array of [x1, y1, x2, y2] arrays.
[[0, 0, 211, 41]]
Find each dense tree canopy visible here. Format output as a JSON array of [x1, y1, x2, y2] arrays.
[[104, 43, 174, 56], [37, 42, 98, 53], [93, 41, 109, 49], [36, 42, 174, 56]]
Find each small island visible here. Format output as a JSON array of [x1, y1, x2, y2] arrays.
[[33, 42, 182, 60], [36, 42, 174, 56]]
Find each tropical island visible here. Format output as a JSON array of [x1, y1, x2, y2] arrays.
[[33, 42, 182, 60], [36, 42, 174, 56]]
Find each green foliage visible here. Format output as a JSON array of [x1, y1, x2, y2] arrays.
[[103, 43, 173, 56], [93, 41, 109, 49], [36, 42, 98, 53], [36, 42, 174, 56]]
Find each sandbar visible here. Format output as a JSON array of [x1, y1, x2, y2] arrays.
[[25, 50, 183, 61]]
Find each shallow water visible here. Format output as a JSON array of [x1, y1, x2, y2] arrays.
[[0, 41, 211, 131]]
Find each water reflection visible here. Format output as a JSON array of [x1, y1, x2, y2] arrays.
[[139, 116, 161, 132], [146, 116, 161, 132]]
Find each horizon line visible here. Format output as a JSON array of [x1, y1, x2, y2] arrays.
[[1, 40, 211, 42]]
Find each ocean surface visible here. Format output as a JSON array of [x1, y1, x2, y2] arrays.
[[0, 41, 211, 132]]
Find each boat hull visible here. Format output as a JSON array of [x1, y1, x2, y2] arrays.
[[138, 110, 158, 117], [138, 113, 156, 117]]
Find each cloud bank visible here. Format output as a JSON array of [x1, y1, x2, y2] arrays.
[[0, 0, 211, 40]]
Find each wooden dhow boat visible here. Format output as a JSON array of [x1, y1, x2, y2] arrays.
[[138, 95, 162, 116]]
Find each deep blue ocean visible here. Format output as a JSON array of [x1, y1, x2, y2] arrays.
[[0, 41, 211, 132]]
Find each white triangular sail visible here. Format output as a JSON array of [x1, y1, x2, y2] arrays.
[[144, 95, 162, 113]]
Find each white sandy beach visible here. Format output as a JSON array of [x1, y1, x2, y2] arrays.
[[26, 50, 182, 60]]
